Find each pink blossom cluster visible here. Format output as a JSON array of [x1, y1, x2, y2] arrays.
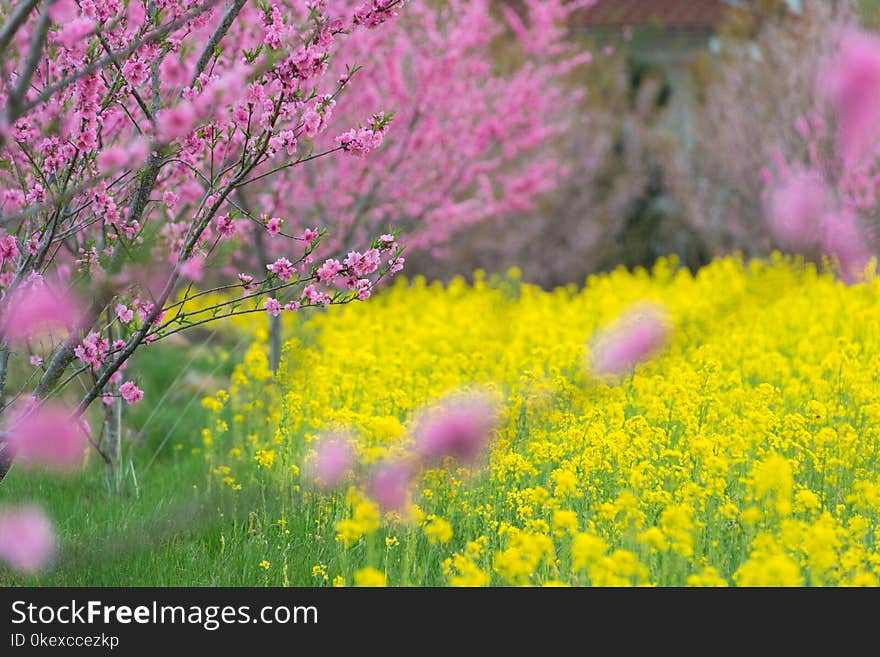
[[336, 113, 390, 158], [304, 392, 500, 513], [353, 0, 403, 29], [74, 332, 110, 372], [255, 230, 401, 315]]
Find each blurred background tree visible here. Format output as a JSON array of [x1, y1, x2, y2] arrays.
[[408, 0, 878, 288]]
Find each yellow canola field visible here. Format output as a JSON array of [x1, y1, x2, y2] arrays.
[[202, 256, 880, 586]]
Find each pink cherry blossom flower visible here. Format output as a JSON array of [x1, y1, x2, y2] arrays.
[[264, 298, 282, 317], [214, 213, 236, 237], [355, 279, 371, 300], [266, 217, 282, 236], [0, 506, 55, 573], [589, 304, 671, 377], [414, 394, 499, 466], [119, 381, 144, 405], [266, 257, 295, 281], [74, 331, 109, 371], [116, 304, 133, 323], [238, 273, 255, 292], [29, 355, 42, 367], [5, 403, 87, 471], [307, 435, 355, 489], [389, 257, 405, 274], [368, 461, 412, 512], [317, 258, 342, 284]]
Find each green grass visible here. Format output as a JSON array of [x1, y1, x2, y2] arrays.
[[0, 335, 290, 587]]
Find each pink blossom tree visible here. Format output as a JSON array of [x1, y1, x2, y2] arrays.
[[0, 0, 415, 492], [227, 0, 595, 365], [763, 22, 880, 282], [0, 0, 594, 507]]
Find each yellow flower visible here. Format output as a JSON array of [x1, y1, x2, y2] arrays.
[[254, 449, 276, 469], [552, 510, 579, 537], [424, 516, 453, 545], [686, 567, 729, 587], [205, 256, 880, 586], [258, 560, 271, 570], [571, 533, 607, 571], [335, 500, 381, 548], [311, 564, 328, 581], [445, 553, 490, 587], [734, 553, 803, 587], [354, 567, 386, 587], [201, 397, 223, 412]]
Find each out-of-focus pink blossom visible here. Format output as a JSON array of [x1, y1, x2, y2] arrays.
[[821, 29, 880, 167], [96, 147, 129, 174], [307, 435, 355, 489], [589, 304, 671, 377], [48, 0, 79, 23], [5, 403, 87, 471], [179, 257, 204, 281], [3, 284, 78, 343], [368, 461, 412, 512], [57, 17, 93, 48], [821, 209, 872, 283], [157, 103, 196, 142], [414, 394, 499, 466], [0, 506, 55, 573], [765, 168, 831, 250]]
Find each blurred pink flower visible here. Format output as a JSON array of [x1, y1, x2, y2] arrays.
[[96, 147, 128, 174], [414, 395, 498, 466], [0, 505, 55, 573], [179, 256, 204, 282], [589, 304, 670, 377], [307, 435, 354, 489], [47, 0, 79, 23], [3, 284, 78, 343], [821, 209, 872, 283], [5, 403, 87, 471], [821, 29, 880, 167], [157, 103, 196, 142], [368, 461, 412, 512], [765, 168, 831, 250]]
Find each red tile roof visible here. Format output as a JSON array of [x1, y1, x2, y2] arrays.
[[572, 0, 727, 32]]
